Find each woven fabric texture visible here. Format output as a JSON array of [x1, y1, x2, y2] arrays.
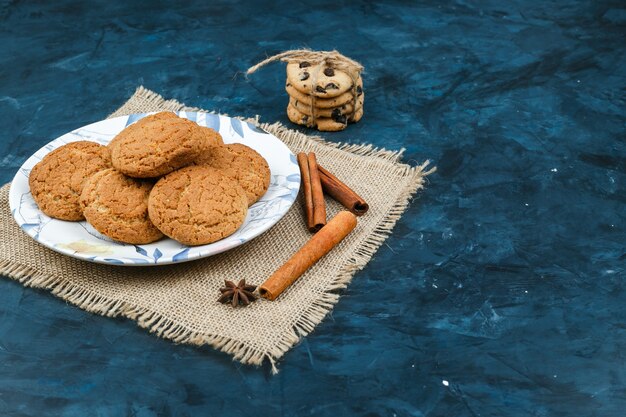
[[0, 87, 433, 372]]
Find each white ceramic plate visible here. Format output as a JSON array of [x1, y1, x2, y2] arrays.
[[9, 112, 300, 266]]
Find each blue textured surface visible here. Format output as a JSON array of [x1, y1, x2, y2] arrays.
[[1, 1, 625, 416]]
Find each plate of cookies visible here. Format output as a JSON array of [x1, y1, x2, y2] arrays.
[[9, 111, 300, 265]]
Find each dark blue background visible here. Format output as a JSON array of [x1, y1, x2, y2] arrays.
[[1, 1, 625, 416]]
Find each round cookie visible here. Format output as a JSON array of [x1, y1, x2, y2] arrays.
[[290, 91, 364, 118], [285, 76, 363, 109], [111, 112, 179, 141], [80, 168, 163, 244], [138, 111, 178, 122], [109, 114, 208, 178], [114, 111, 222, 148], [193, 144, 270, 206], [197, 125, 223, 148], [145, 112, 178, 121], [148, 165, 248, 246], [350, 105, 364, 123], [287, 103, 315, 128], [29, 141, 112, 221], [287, 104, 347, 132], [286, 62, 356, 98]]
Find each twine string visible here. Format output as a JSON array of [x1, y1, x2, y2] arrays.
[[246, 49, 363, 76], [309, 62, 320, 127]]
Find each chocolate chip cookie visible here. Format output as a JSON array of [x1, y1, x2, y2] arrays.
[[193, 144, 270, 206], [29, 141, 112, 221], [286, 62, 356, 98], [80, 168, 163, 244], [287, 104, 349, 132], [350, 105, 364, 123], [289, 90, 364, 118], [148, 165, 248, 246], [285, 76, 363, 109]]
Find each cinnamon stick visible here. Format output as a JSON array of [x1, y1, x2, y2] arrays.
[[308, 153, 326, 229], [297, 152, 326, 232], [259, 211, 357, 301], [317, 164, 369, 216], [297, 153, 314, 229]]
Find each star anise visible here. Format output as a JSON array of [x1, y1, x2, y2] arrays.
[[218, 279, 257, 307]]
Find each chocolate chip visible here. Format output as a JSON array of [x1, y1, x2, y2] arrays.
[[302, 115, 309, 122], [356, 85, 363, 95], [331, 108, 342, 118], [286, 82, 291, 87], [332, 113, 347, 124], [324, 68, 335, 76], [315, 86, 326, 93], [325, 83, 339, 90], [300, 72, 309, 81], [299, 62, 310, 68]]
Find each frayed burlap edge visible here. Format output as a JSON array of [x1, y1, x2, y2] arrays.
[[1, 87, 434, 373]]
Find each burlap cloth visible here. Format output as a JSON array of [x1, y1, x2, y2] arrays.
[[0, 87, 434, 372]]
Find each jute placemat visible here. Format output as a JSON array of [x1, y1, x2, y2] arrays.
[[0, 87, 434, 372]]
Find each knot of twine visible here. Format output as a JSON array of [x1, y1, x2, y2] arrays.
[[247, 49, 363, 129]]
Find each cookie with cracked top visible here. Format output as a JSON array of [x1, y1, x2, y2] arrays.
[[80, 168, 163, 244], [193, 143, 270, 206], [108, 112, 216, 178], [29, 141, 112, 221], [196, 125, 224, 148], [148, 165, 248, 246]]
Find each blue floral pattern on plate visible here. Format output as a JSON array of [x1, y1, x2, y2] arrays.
[[9, 112, 300, 266]]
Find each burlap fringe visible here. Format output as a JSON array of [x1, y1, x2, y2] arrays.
[[0, 87, 435, 374]]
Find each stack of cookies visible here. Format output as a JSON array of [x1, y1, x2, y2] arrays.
[[28, 112, 271, 246], [285, 61, 363, 132]]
